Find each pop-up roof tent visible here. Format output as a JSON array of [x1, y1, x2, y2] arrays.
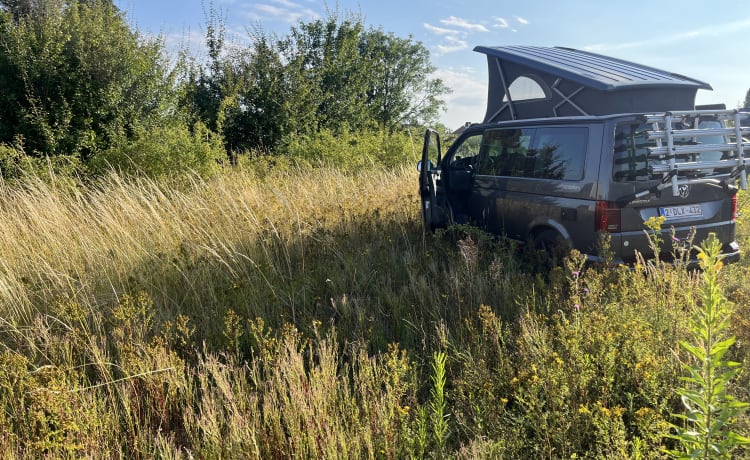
[[475, 45, 713, 123]]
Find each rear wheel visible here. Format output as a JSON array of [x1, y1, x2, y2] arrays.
[[532, 229, 570, 268]]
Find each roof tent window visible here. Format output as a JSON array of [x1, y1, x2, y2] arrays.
[[502, 75, 548, 102]]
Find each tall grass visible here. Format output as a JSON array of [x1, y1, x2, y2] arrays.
[[0, 166, 748, 457]]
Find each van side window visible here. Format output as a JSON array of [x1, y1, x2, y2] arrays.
[[530, 127, 588, 180], [449, 133, 483, 170], [476, 128, 534, 176], [476, 127, 587, 180]]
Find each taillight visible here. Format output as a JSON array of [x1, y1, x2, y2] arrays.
[[732, 193, 738, 220], [595, 201, 621, 232]]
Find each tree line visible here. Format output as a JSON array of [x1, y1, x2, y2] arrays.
[[0, 0, 449, 177]]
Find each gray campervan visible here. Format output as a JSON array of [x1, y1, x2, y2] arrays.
[[419, 46, 749, 264]]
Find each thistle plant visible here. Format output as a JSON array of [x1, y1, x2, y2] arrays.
[[667, 233, 750, 459]]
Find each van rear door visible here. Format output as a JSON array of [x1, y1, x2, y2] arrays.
[[607, 111, 748, 262]]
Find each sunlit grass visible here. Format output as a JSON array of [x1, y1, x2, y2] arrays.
[[0, 168, 748, 457]]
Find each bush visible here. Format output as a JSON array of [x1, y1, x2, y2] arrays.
[[0, 142, 83, 182], [89, 122, 225, 178], [281, 127, 420, 171]]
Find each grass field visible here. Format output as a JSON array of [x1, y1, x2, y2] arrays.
[[0, 166, 749, 458]]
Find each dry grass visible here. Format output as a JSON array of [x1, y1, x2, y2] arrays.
[[0, 167, 748, 458]]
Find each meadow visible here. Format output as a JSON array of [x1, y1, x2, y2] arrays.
[[0, 165, 749, 458]]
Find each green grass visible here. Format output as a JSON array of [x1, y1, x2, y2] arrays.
[[0, 166, 748, 458]]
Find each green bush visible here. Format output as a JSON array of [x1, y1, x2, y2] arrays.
[[89, 122, 225, 178], [0, 142, 83, 182], [281, 127, 420, 170]]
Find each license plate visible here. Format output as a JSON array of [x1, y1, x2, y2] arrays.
[[658, 204, 703, 220]]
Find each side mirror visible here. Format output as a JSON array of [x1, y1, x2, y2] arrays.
[[417, 160, 433, 172]]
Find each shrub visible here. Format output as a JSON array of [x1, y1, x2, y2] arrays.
[[0, 142, 83, 182], [281, 127, 420, 171], [668, 234, 750, 458], [88, 122, 225, 178]]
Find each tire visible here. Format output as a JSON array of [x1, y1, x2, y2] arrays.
[[533, 229, 570, 267]]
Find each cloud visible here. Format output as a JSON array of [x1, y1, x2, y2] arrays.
[[423, 23, 458, 36], [424, 20, 470, 56], [584, 17, 750, 53], [440, 16, 489, 33], [245, 0, 320, 24], [435, 36, 469, 55], [515, 16, 529, 25], [493, 17, 509, 29], [433, 67, 487, 128]]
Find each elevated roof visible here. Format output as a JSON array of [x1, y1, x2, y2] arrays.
[[473, 45, 713, 123], [474, 46, 712, 91]]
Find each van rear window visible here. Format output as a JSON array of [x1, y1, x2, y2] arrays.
[[613, 121, 730, 182]]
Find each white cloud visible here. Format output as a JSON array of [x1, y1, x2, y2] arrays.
[[584, 17, 750, 53], [423, 23, 458, 36], [440, 16, 489, 33], [424, 21, 471, 56], [435, 36, 469, 55], [515, 16, 529, 25], [433, 67, 487, 129], [246, 1, 320, 24], [493, 17, 509, 29]]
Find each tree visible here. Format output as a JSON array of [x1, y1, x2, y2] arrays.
[[744, 87, 749, 108], [360, 29, 449, 132], [279, 12, 449, 134], [186, 9, 450, 153], [221, 31, 291, 152], [281, 12, 372, 134], [0, 0, 175, 160]]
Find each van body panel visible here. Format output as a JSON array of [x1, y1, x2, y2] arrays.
[[424, 111, 743, 265]]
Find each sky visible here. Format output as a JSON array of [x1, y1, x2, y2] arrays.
[[113, 0, 750, 130]]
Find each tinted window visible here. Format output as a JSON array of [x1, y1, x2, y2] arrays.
[[476, 126, 587, 180], [530, 127, 587, 180], [613, 121, 730, 182], [450, 133, 483, 168], [476, 128, 534, 176]]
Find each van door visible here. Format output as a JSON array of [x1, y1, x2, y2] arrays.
[[608, 117, 742, 261], [469, 126, 594, 248], [469, 127, 535, 235], [419, 129, 447, 231]]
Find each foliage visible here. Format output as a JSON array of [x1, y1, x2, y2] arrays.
[[87, 122, 226, 178], [0, 164, 748, 457], [184, 6, 450, 155], [667, 234, 750, 459], [430, 350, 450, 453], [0, 141, 83, 181], [359, 28, 450, 132], [281, 127, 420, 170], [0, 0, 176, 161], [0, 1, 450, 176]]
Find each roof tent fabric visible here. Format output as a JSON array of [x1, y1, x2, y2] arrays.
[[475, 46, 713, 123]]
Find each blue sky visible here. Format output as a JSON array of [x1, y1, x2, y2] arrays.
[[114, 0, 750, 129]]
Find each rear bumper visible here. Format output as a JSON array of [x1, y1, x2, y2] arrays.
[[584, 240, 741, 268]]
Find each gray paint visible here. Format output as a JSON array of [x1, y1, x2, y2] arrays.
[[476, 46, 712, 123]]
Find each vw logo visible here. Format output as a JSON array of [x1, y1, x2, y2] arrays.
[[678, 184, 690, 198]]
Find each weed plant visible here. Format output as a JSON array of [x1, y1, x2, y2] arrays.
[[0, 167, 748, 457]]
